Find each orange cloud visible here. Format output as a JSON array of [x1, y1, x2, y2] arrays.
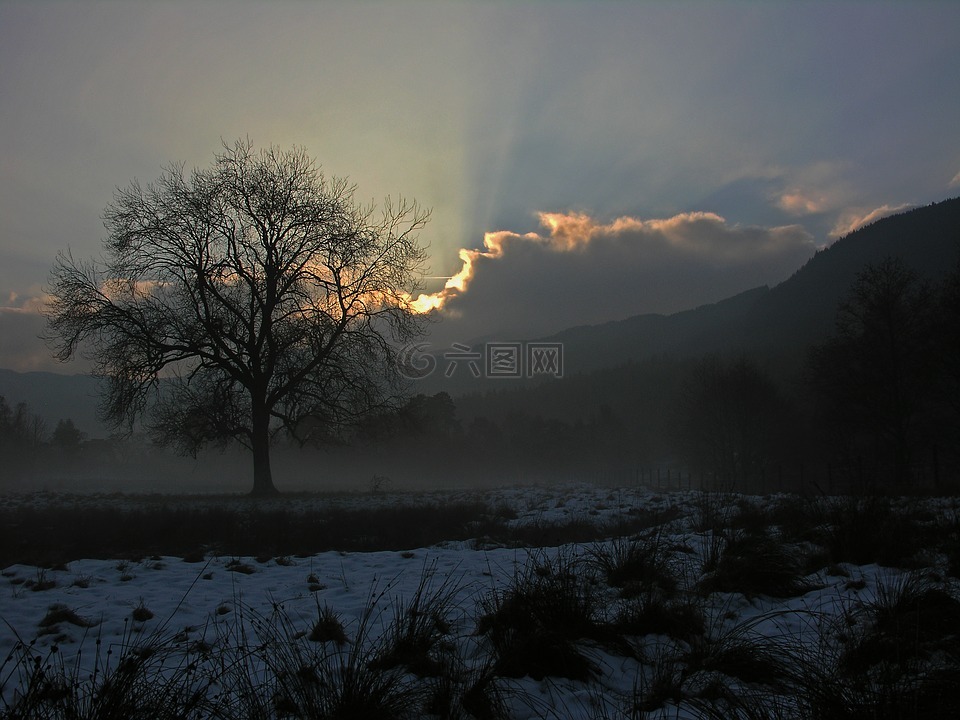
[[778, 191, 827, 215], [830, 203, 913, 237]]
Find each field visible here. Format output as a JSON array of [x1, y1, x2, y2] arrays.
[[2, 483, 960, 719]]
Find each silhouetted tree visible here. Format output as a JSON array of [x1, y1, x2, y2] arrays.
[[807, 257, 937, 488], [51, 418, 85, 449], [45, 140, 429, 495], [408, 392, 461, 439]]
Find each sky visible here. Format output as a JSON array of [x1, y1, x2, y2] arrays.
[[2, 0, 960, 372]]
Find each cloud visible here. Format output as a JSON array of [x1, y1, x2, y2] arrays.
[[3, 289, 53, 315], [770, 161, 875, 225], [777, 190, 828, 216], [765, 162, 920, 241], [950, 170, 960, 188], [416, 210, 817, 342], [830, 203, 914, 238]]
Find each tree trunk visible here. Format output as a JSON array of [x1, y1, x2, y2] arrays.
[[250, 404, 278, 496]]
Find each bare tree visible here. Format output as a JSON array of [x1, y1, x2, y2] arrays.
[[44, 140, 430, 495]]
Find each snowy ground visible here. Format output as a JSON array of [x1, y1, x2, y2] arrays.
[[2, 484, 958, 718]]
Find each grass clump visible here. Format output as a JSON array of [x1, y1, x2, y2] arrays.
[[1, 623, 217, 719], [38, 604, 99, 630], [789, 572, 960, 720], [698, 529, 818, 599], [223, 594, 426, 720], [308, 603, 348, 646], [131, 601, 154, 623], [24, 569, 56, 592], [370, 561, 461, 678], [613, 594, 704, 643], [839, 573, 960, 677], [225, 558, 255, 575], [477, 551, 604, 681], [626, 610, 802, 717], [589, 528, 677, 600], [821, 496, 930, 568]]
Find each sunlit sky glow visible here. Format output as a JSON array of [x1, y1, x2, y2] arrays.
[[2, 0, 959, 370]]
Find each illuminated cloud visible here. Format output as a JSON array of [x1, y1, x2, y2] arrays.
[[771, 161, 856, 219], [418, 210, 817, 342], [830, 203, 914, 238], [769, 163, 917, 240], [778, 191, 827, 216], [950, 170, 960, 188]]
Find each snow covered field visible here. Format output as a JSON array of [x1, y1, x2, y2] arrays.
[[2, 484, 959, 718]]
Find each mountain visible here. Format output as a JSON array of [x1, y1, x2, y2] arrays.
[[543, 286, 770, 375], [546, 197, 960, 376], [744, 198, 960, 358]]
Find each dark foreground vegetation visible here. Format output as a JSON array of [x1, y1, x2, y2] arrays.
[[0, 494, 671, 570], [3, 489, 960, 718]]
